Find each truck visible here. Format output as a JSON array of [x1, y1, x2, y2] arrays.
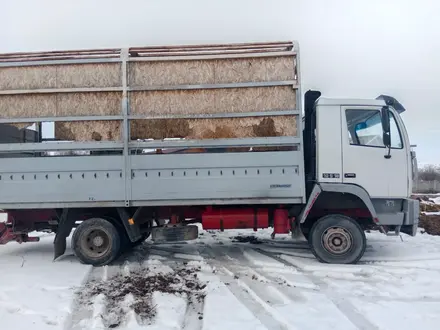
[[0, 41, 419, 266]]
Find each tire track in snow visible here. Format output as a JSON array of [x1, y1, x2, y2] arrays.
[[217, 246, 360, 330], [64, 244, 151, 330], [255, 248, 379, 330], [181, 293, 205, 330], [155, 255, 206, 330], [65, 240, 211, 330], [129, 244, 207, 330], [199, 245, 298, 330], [64, 265, 103, 330]]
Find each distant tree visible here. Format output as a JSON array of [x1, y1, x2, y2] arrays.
[[419, 165, 440, 181]]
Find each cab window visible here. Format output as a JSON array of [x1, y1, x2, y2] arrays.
[[345, 109, 403, 149]]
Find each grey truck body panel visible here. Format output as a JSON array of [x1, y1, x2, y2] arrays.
[[0, 148, 305, 209]]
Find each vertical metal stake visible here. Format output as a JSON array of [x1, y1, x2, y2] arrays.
[[121, 48, 131, 207], [293, 41, 306, 204]]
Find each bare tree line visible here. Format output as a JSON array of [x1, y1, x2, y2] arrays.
[[419, 165, 440, 182], [415, 165, 440, 193]]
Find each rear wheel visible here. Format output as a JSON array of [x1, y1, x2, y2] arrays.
[[309, 214, 366, 264], [72, 218, 121, 266]]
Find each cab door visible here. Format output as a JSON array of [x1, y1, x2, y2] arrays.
[[341, 106, 407, 198]]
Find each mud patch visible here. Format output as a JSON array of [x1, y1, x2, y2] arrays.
[[421, 203, 440, 213], [77, 266, 206, 328], [420, 214, 440, 236], [231, 236, 263, 244]]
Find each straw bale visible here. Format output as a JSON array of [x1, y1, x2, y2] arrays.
[[130, 86, 295, 116], [0, 66, 57, 90], [130, 90, 214, 116], [213, 86, 295, 113], [213, 56, 294, 83], [0, 63, 121, 91], [56, 63, 121, 88], [130, 60, 213, 87], [52, 114, 297, 142], [54, 121, 121, 141], [0, 92, 121, 118], [0, 94, 57, 118], [129, 56, 294, 86], [130, 116, 296, 140], [56, 92, 121, 116]]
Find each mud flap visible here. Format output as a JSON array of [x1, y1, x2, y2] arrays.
[[0, 222, 6, 238], [53, 209, 78, 260], [290, 218, 304, 240], [117, 208, 142, 243]]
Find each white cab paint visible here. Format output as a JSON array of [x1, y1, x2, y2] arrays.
[[340, 105, 391, 198], [390, 107, 412, 197], [315, 98, 410, 199], [316, 103, 343, 183]]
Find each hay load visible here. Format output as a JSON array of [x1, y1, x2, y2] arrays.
[[0, 42, 299, 141]]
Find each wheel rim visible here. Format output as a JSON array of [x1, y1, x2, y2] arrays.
[[321, 227, 353, 255], [80, 228, 112, 259]]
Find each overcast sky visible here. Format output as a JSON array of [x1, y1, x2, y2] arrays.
[[1, 0, 439, 164]]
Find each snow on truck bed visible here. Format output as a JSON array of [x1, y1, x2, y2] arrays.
[[1, 226, 440, 330]]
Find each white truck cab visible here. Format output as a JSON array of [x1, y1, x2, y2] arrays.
[[299, 91, 419, 264], [316, 97, 412, 199]]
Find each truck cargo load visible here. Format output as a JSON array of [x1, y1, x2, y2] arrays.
[[0, 42, 298, 141]]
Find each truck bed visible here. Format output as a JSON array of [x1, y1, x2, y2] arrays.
[[0, 41, 304, 210]]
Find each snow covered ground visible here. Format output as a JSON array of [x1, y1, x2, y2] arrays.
[[1, 225, 440, 330]]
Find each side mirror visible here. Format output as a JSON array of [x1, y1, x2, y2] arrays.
[[381, 106, 390, 133], [381, 106, 392, 158], [383, 132, 391, 148]]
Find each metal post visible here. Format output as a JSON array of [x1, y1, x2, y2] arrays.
[[121, 49, 131, 207], [293, 41, 306, 203]]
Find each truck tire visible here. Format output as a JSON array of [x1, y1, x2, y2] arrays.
[[309, 214, 366, 264], [72, 218, 121, 266]]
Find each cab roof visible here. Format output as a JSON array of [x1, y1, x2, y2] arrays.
[[315, 95, 406, 113], [315, 97, 386, 107]]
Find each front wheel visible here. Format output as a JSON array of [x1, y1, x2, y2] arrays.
[[72, 218, 121, 266], [309, 214, 366, 264]]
